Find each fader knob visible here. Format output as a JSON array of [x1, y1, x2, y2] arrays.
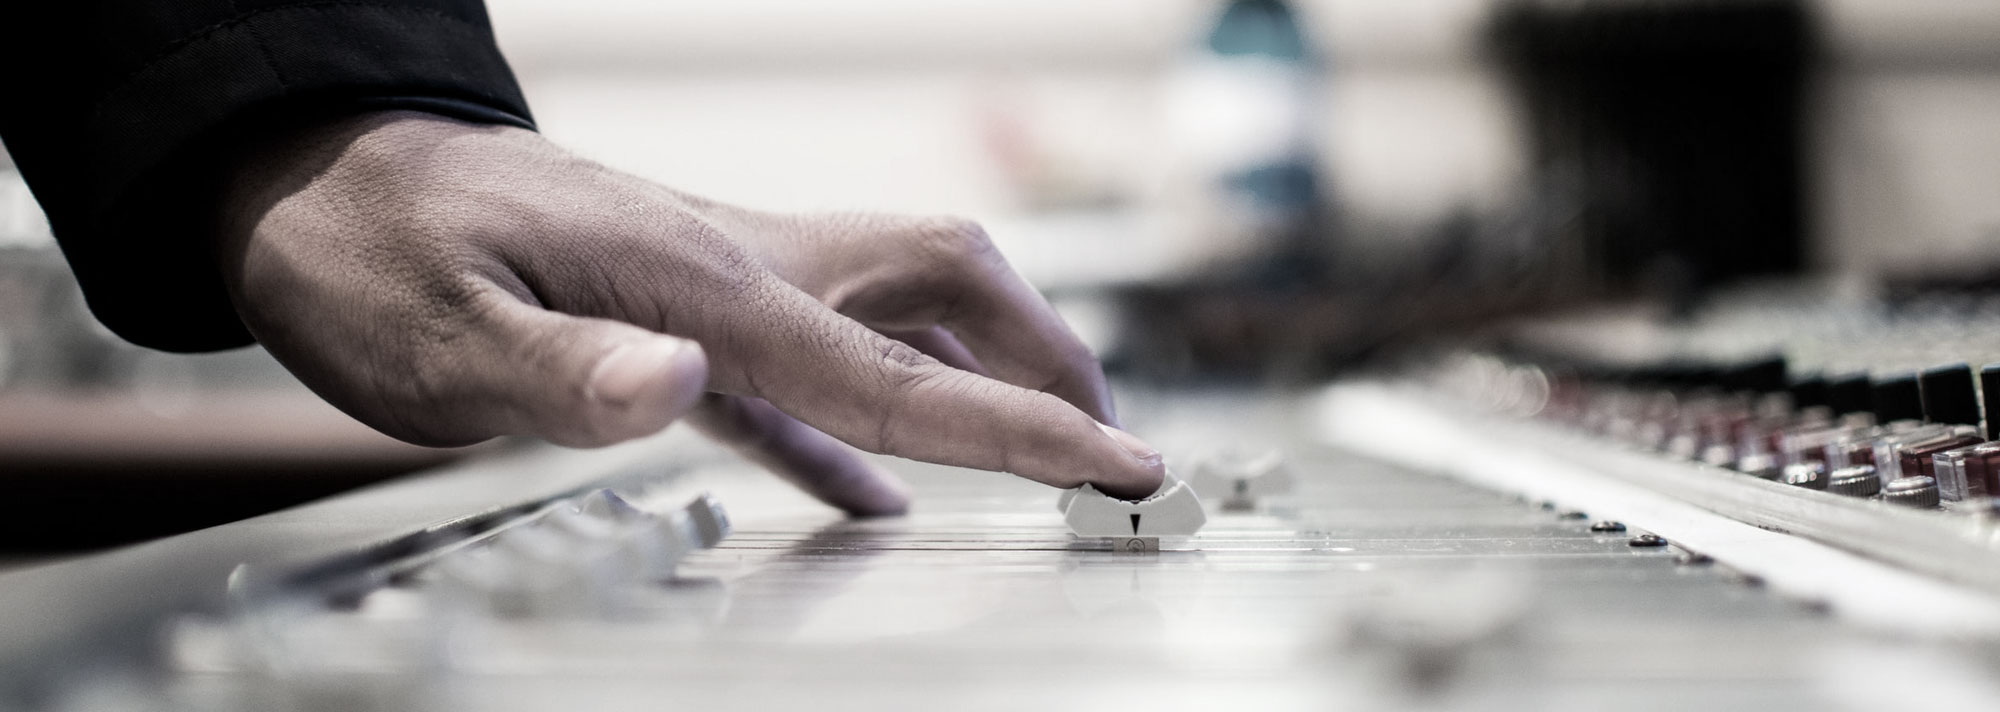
[[1189, 448, 1294, 511], [680, 494, 732, 548], [1061, 474, 1206, 538]]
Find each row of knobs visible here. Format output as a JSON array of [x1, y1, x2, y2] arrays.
[[1793, 466, 1942, 508], [423, 489, 730, 619], [149, 489, 734, 712]]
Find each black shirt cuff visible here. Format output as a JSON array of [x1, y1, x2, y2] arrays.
[[2, 1, 533, 352]]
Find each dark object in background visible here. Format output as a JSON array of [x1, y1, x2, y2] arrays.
[[1919, 363, 1981, 427], [1872, 372, 1924, 425], [0, 395, 474, 553], [1492, 0, 1814, 295], [1205, 0, 1324, 278], [1, 459, 428, 554]]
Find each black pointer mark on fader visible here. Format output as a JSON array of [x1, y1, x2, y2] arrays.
[[1130, 513, 1141, 534]]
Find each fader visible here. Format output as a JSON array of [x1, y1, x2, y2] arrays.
[[1057, 473, 1206, 551], [1189, 448, 1294, 511]]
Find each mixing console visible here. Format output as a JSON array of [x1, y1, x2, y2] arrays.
[[1317, 286, 2000, 626], [1397, 289, 2000, 521], [7, 387, 2000, 710], [1477, 287, 2000, 509]]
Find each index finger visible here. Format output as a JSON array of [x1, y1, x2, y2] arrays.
[[729, 283, 1164, 499], [907, 222, 1120, 425]]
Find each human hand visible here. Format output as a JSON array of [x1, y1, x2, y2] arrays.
[[215, 111, 1165, 514]]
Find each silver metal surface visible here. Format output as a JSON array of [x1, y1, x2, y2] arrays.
[[19, 388, 2000, 710], [1318, 384, 2000, 631], [0, 434, 710, 704]]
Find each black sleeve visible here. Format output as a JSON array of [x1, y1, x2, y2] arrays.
[[0, 1, 535, 352]]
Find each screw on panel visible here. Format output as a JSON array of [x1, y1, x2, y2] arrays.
[[1589, 521, 1626, 533], [1675, 551, 1714, 566], [1717, 566, 1767, 588], [1628, 533, 1669, 548], [1557, 510, 1589, 520]]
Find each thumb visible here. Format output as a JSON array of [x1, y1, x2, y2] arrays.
[[470, 300, 710, 447]]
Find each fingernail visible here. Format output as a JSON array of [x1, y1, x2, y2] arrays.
[[1097, 423, 1162, 468], [588, 338, 693, 408]]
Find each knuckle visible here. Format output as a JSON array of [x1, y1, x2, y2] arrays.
[[999, 389, 1088, 473], [865, 339, 947, 454], [1022, 390, 1085, 433], [906, 216, 998, 270], [876, 335, 937, 374]]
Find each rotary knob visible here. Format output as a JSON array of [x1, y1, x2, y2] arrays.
[[1827, 465, 1882, 498], [1781, 462, 1826, 490], [1883, 476, 1941, 509], [1736, 452, 1780, 480]]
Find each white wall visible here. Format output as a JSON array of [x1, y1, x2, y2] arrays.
[[1814, 0, 2000, 275], [486, 0, 1523, 231], [0, 2, 1987, 279], [0, 4, 1706, 279]]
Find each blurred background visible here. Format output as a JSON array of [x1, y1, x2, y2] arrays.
[[4, 0, 1999, 549]]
